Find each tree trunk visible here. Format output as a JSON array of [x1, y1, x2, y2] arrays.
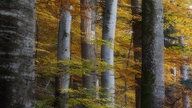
[[0, 0, 36, 108], [55, 4, 72, 108], [182, 92, 190, 108], [180, 66, 188, 81], [101, 0, 118, 106], [80, 0, 99, 100], [165, 67, 177, 108], [141, 0, 165, 107], [124, 80, 128, 105], [170, 67, 177, 82], [180, 66, 190, 108], [179, 36, 190, 108], [131, 0, 142, 108]]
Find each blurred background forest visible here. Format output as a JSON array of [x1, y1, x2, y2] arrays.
[[35, 0, 192, 107]]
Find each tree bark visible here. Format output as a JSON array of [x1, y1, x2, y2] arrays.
[[131, 0, 142, 108], [80, 0, 99, 100], [182, 92, 190, 108], [180, 66, 190, 108], [165, 67, 177, 108], [180, 66, 189, 81], [179, 36, 190, 108], [101, 0, 118, 106], [170, 67, 177, 82], [141, 0, 165, 107], [55, 4, 72, 108], [0, 0, 36, 108]]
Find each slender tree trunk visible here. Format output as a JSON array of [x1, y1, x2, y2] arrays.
[[0, 0, 36, 108], [55, 4, 72, 108], [180, 66, 190, 108], [101, 0, 118, 106], [124, 80, 128, 105], [180, 66, 189, 81], [165, 67, 177, 108], [131, 0, 142, 108], [182, 92, 190, 108], [80, 0, 99, 99], [179, 36, 190, 108], [170, 67, 177, 82], [141, 0, 165, 107]]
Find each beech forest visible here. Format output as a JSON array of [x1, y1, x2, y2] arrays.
[[1, 0, 192, 108]]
